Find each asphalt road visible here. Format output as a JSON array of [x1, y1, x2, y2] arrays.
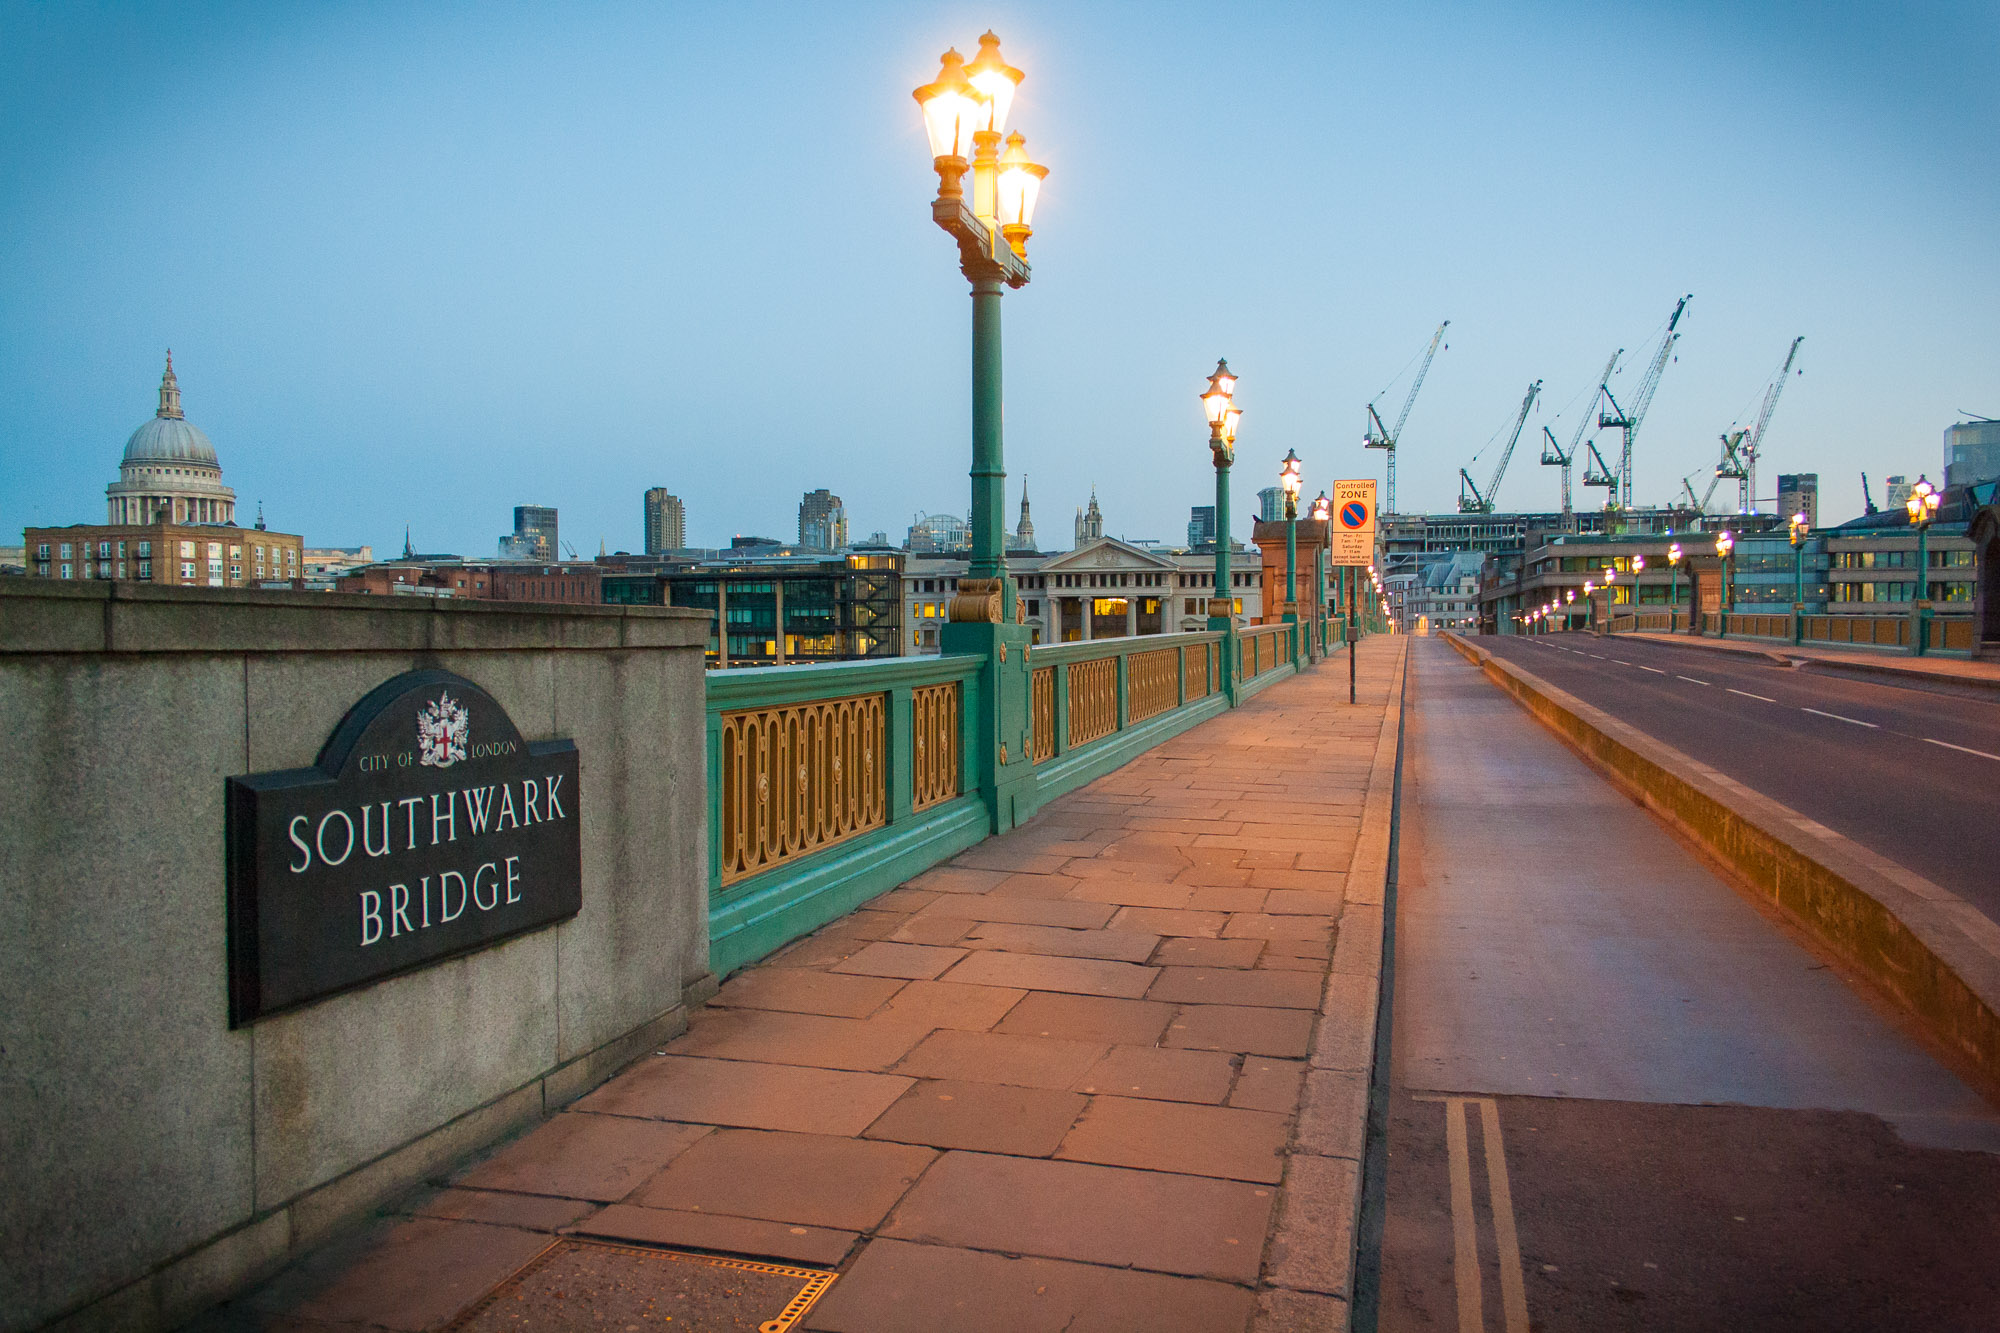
[[1481, 630, 2000, 921], [1369, 638, 2000, 1333]]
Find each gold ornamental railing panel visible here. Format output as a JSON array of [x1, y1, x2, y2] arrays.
[[1031, 666, 1056, 764], [910, 681, 961, 812], [719, 693, 885, 887], [1184, 644, 1210, 699], [1127, 647, 1179, 724], [1066, 656, 1118, 748]]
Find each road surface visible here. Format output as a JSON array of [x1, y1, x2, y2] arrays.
[[1367, 637, 2000, 1333]]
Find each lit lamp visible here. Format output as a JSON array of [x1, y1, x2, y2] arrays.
[[1200, 361, 1242, 670], [1715, 530, 1735, 636], [1279, 449, 1304, 625], [1667, 541, 1683, 631], [1788, 509, 1810, 644], [913, 32, 1045, 632], [1907, 476, 1940, 655], [1310, 492, 1331, 650]]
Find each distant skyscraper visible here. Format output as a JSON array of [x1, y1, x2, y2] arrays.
[[1886, 475, 1913, 510], [500, 505, 558, 559], [1945, 418, 2000, 488], [799, 488, 847, 549], [1257, 487, 1283, 522], [1073, 488, 1103, 547], [644, 488, 685, 553], [1776, 474, 1818, 528], [1013, 478, 1036, 550], [1187, 505, 1216, 549]]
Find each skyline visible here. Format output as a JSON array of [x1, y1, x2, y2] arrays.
[[4, 2, 1994, 554]]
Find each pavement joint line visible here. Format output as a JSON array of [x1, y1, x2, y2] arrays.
[[1803, 706, 1877, 728], [1926, 737, 2000, 762], [1726, 688, 1776, 703]]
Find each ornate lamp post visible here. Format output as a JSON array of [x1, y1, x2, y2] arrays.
[[1310, 492, 1331, 653], [1788, 509, 1810, 644], [914, 33, 1043, 624], [1715, 530, 1734, 637], [1908, 476, 1940, 655], [914, 32, 1045, 828], [1278, 450, 1303, 659], [1667, 541, 1683, 631], [1201, 360, 1244, 696]]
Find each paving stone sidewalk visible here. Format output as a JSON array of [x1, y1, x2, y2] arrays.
[[196, 637, 1407, 1333]]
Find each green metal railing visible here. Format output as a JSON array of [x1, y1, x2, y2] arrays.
[[703, 621, 1325, 975], [1609, 609, 1974, 657]]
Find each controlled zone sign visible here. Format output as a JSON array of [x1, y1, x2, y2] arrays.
[[1331, 479, 1377, 567]]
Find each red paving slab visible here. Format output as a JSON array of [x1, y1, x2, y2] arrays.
[[218, 638, 1404, 1333]]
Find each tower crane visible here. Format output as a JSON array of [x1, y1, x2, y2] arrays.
[[1458, 380, 1543, 513], [1364, 320, 1448, 516], [1710, 336, 1804, 513], [1539, 349, 1621, 522], [1861, 472, 1877, 515], [1597, 294, 1692, 508]]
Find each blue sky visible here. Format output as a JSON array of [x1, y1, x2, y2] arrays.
[[3, 1, 1994, 555]]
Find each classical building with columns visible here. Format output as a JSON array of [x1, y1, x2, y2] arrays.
[[26, 354, 304, 587], [904, 535, 1262, 652]]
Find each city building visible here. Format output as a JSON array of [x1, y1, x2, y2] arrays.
[[1886, 475, 1914, 511], [602, 549, 902, 666], [1406, 551, 1485, 633], [334, 555, 601, 603], [25, 354, 304, 587], [1073, 489, 1103, 547], [499, 505, 558, 559], [906, 511, 970, 553], [644, 489, 686, 553], [1257, 487, 1284, 523], [798, 488, 847, 549], [1945, 418, 2000, 489], [1187, 505, 1216, 550], [1777, 474, 1819, 528], [904, 537, 1262, 652]]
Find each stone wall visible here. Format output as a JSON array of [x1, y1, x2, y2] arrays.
[[0, 582, 713, 1331]]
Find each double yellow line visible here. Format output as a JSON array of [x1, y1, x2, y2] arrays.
[[1415, 1095, 1530, 1333]]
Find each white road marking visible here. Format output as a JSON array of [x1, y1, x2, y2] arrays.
[[1677, 675, 1710, 686], [1925, 738, 2000, 762], [1610, 659, 1631, 665], [1636, 665, 1666, 674], [1587, 654, 1606, 660], [1803, 707, 1877, 728], [1727, 688, 1776, 703]]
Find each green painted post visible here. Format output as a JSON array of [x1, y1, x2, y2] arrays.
[[969, 276, 1012, 621], [1209, 446, 1241, 704], [887, 685, 916, 822], [1914, 521, 1931, 656]]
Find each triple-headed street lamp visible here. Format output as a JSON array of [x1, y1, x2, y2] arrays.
[[1279, 449, 1304, 637], [1667, 541, 1683, 630], [914, 33, 1047, 625], [1908, 476, 1940, 655], [1789, 509, 1810, 644], [1311, 492, 1331, 651], [1715, 530, 1735, 636]]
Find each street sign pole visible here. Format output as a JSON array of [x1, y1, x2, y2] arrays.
[[1331, 480, 1377, 706]]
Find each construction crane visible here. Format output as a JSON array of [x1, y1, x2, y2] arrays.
[[1861, 472, 1877, 515], [1458, 380, 1543, 513], [1364, 320, 1449, 515], [1597, 294, 1692, 508], [1713, 336, 1804, 513], [1540, 349, 1621, 522]]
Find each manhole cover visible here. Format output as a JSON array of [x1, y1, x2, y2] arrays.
[[443, 1238, 836, 1332]]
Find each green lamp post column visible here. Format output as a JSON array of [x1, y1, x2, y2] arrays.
[[915, 33, 1046, 831], [1908, 477, 1939, 656], [1666, 541, 1683, 632], [1201, 361, 1243, 701], [1788, 510, 1809, 645], [1279, 449, 1302, 665], [1715, 530, 1734, 637], [1311, 492, 1331, 656]]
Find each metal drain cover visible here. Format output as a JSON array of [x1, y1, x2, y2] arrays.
[[445, 1238, 836, 1332]]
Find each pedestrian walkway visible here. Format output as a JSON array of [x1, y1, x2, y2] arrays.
[[1625, 630, 2000, 689], [193, 638, 1408, 1333]]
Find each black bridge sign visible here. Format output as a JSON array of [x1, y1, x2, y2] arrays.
[[226, 669, 581, 1026]]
